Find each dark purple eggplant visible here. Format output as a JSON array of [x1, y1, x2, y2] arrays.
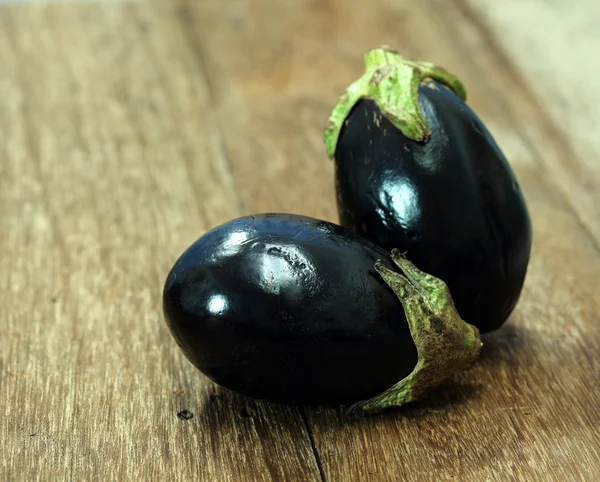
[[162, 214, 481, 414], [325, 46, 532, 333]]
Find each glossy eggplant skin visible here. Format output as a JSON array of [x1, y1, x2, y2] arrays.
[[334, 84, 532, 333], [163, 214, 417, 405]]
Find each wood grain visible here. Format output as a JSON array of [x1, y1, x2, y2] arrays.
[[0, 4, 321, 481], [1, 1, 599, 481]]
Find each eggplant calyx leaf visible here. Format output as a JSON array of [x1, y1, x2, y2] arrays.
[[346, 249, 481, 416], [324, 45, 467, 159]]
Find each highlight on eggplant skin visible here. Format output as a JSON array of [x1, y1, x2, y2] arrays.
[[326, 47, 532, 333]]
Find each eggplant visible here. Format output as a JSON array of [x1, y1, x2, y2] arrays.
[[162, 214, 481, 414], [324, 46, 532, 333]]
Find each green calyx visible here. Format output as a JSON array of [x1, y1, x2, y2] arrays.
[[347, 250, 481, 416], [324, 45, 467, 159]]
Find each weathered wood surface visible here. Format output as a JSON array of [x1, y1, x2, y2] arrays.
[[1, 1, 599, 481]]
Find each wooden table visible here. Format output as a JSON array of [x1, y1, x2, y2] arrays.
[[2, 1, 599, 480]]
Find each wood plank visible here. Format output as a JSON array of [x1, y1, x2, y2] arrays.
[[174, 0, 341, 221], [185, 1, 600, 480], [0, 3, 321, 481]]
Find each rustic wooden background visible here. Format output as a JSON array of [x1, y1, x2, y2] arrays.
[[2, 0, 599, 480]]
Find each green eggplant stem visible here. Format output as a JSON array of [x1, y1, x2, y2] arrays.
[[324, 45, 467, 159]]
